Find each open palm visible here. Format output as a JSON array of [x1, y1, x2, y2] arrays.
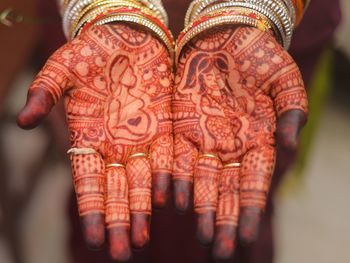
[[173, 26, 308, 260], [18, 23, 173, 261]]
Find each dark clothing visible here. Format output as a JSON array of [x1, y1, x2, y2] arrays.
[[61, 0, 341, 262]]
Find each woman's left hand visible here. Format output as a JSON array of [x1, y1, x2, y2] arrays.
[[173, 26, 308, 260]]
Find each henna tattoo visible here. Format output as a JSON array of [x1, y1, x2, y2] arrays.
[[173, 26, 308, 260], [105, 166, 129, 229], [127, 157, 152, 214], [216, 167, 240, 227], [70, 153, 105, 216], [18, 23, 173, 260], [194, 156, 222, 214], [150, 134, 173, 206]]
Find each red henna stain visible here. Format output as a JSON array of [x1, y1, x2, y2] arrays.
[[212, 225, 237, 260], [276, 109, 307, 151], [238, 207, 262, 244], [152, 172, 171, 208], [109, 227, 131, 262], [17, 86, 55, 129], [196, 211, 215, 245], [127, 116, 142, 126], [81, 213, 105, 249], [130, 214, 150, 249], [174, 180, 193, 212]]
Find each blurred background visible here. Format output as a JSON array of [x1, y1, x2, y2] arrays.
[[0, 0, 349, 263]]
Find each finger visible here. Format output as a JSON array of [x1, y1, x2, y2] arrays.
[[70, 152, 106, 249], [150, 134, 173, 208], [212, 166, 240, 260], [126, 156, 152, 249], [17, 49, 70, 129], [276, 109, 307, 151], [194, 155, 222, 245], [173, 134, 198, 212], [239, 145, 275, 244], [105, 166, 131, 261], [270, 61, 308, 150]]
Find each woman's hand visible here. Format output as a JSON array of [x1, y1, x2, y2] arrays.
[[17, 23, 173, 261], [173, 26, 307, 260]]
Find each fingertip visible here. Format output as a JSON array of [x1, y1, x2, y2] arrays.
[[17, 87, 54, 129], [277, 109, 307, 151], [131, 214, 150, 249], [173, 180, 192, 212], [152, 172, 171, 209], [109, 227, 132, 262], [238, 207, 262, 244], [81, 214, 105, 249], [17, 106, 44, 129], [196, 212, 215, 245], [212, 225, 236, 261], [276, 129, 299, 152]]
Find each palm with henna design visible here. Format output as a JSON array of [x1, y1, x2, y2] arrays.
[[173, 26, 308, 260], [17, 23, 173, 261]]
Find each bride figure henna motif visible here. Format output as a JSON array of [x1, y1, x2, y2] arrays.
[[17, 23, 173, 261], [173, 26, 308, 260]]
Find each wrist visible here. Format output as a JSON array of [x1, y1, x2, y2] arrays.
[[57, 0, 174, 58], [176, 0, 311, 64]]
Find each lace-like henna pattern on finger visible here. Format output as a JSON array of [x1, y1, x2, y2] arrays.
[[194, 156, 222, 214], [127, 157, 152, 214], [216, 167, 240, 226], [70, 153, 105, 215], [106, 167, 130, 229]]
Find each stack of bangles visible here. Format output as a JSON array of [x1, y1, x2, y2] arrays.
[[57, 0, 174, 57], [176, 0, 310, 63]]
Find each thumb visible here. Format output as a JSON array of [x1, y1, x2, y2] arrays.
[[17, 86, 55, 129], [17, 53, 70, 129], [276, 109, 307, 151]]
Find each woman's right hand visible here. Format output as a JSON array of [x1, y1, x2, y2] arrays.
[[18, 23, 173, 261]]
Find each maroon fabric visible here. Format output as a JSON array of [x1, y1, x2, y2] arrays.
[[38, 0, 341, 262]]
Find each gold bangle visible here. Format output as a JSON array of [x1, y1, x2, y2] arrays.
[[176, 14, 270, 64], [71, 2, 152, 37], [70, 0, 147, 37], [89, 12, 174, 58]]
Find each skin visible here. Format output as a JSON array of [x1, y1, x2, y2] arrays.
[[17, 23, 173, 261], [173, 26, 308, 261]]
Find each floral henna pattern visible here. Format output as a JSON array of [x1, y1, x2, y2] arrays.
[[173, 26, 308, 260], [18, 23, 173, 261]]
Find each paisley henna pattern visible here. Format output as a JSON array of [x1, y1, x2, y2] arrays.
[[173, 26, 308, 260], [18, 23, 173, 261]]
